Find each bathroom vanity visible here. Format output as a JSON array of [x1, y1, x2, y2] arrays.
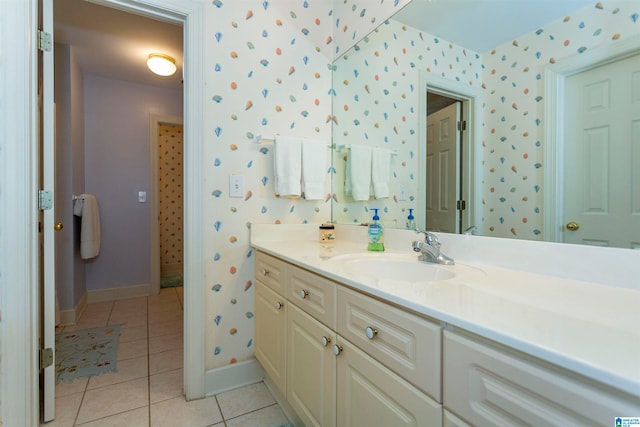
[[251, 224, 640, 426]]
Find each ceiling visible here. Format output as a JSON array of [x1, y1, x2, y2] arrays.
[[54, 0, 183, 90], [393, 0, 594, 53]]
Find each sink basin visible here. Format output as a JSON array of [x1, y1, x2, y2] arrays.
[[328, 253, 456, 283]]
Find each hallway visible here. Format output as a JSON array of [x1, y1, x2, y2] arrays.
[[47, 288, 288, 426]]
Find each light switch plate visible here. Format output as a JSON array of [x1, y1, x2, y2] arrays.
[[398, 185, 407, 201], [138, 191, 147, 203], [229, 175, 243, 198]]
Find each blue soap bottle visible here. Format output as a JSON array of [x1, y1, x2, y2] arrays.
[[367, 208, 385, 252], [406, 208, 416, 230]]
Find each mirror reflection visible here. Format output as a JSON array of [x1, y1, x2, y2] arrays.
[[331, 0, 640, 249]]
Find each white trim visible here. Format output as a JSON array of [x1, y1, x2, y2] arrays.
[[58, 292, 88, 326], [150, 114, 183, 297], [69, 0, 207, 403], [87, 283, 151, 303], [418, 71, 482, 233], [544, 33, 640, 242], [204, 359, 265, 397], [0, 0, 40, 425]]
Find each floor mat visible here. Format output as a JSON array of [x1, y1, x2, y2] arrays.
[[55, 324, 121, 384], [161, 273, 183, 288]]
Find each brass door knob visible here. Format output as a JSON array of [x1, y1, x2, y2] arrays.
[[566, 221, 579, 231], [54, 222, 63, 231]]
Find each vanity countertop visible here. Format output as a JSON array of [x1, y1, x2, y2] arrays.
[[251, 235, 640, 396]]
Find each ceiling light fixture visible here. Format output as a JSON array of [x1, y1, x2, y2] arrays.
[[147, 53, 177, 76]]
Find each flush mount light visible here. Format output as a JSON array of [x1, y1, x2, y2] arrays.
[[147, 53, 177, 76]]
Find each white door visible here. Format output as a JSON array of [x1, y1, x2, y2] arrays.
[[41, 0, 57, 421], [426, 102, 460, 233], [564, 53, 640, 248]]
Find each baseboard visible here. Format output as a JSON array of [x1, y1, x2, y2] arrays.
[[58, 292, 87, 326], [204, 358, 265, 397], [161, 264, 183, 276], [87, 283, 150, 303]]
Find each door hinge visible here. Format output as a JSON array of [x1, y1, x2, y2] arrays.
[[38, 30, 52, 52], [40, 347, 54, 370], [457, 120, 467, 132], [38, 190, 53, 210], [457, 200, 466, 211]]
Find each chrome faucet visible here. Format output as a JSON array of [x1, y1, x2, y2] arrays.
[[412, 229, 455, 265]]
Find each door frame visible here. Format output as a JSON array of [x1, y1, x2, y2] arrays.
[[544, 33, 640, 243], [1, 1, 40, 425], [1, 0, 205, 423], [419, 71, 482, 234], [88, 0, 206, 402], [150, 114, 184, 296]]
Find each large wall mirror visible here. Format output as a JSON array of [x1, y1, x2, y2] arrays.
[[331, 0, 640, 249]]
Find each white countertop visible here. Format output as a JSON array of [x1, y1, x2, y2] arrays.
[[251, 227, 640, 397]]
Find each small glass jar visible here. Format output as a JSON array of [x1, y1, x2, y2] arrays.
[[319, 224, 335, 243]]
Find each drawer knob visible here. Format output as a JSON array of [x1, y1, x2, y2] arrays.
[[333, 344, 343, 356], [261, 268, 269, 276], [275, 301, 283, 310], [321, 336, 331, 347], [365, 326, 378, 340], [299, 289, 309, 299]]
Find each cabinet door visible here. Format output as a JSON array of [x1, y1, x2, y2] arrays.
[[255, 281, 287, 395], [287, 304, 337, 427], [336, 337, 442, 427]]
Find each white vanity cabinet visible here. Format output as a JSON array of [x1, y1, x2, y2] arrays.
[[443, 330, 640, 426], [254, 281, 287, 396], [287, 303, 337, 427], [336, 336, 442, 426], [255, 251, 442, 427]]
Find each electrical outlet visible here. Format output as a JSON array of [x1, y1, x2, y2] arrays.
[[229, 175, 244, 198]]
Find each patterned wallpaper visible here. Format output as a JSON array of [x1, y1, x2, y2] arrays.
[[203, 0, 410, 372], [482, 1, 640, 239], [332, 0, 411, 60], [158, 124, 184, 275], [332, 19, 482, 228], [204, 0, 333, 370]]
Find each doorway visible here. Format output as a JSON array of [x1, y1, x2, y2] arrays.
[[151, 115, 184, 294], [426, 93, 462, 233]]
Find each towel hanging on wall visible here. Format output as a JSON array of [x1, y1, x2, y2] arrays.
[[75, 194, 101, 259], [302, 138, 327, 200], [274, 136, 302, 198], [372, 147, 392, 199], [348, 145, 372, 201]]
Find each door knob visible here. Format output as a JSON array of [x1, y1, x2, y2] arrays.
[[54, 222, 63, 231], [566, 221, 579, 231]]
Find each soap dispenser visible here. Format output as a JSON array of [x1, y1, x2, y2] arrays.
[[406, 208, 416, 230], [367, 208, 385, 252]]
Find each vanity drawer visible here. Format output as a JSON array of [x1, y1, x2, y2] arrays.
[[337, 286, 441, 401], [255, 251, 287, 295], [287, 264, 337, 329], [443, 330, 640, 426]]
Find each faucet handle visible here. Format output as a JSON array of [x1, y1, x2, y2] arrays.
[[415, 229, 441, 248]]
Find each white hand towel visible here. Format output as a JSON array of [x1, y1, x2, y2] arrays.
[[73, 197, 84, 216], [302, 138, 327, 200], [349, 145, 372, 201], [78, 194, 101, 259], [274, 135, 302, 198], [372, 147, 392, 199]]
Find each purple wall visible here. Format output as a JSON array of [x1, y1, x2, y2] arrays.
[[84, 75, 182, 291]]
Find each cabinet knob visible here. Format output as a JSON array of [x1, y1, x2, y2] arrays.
[[299, 289, 309, 299], [365, 326, 378, 340], [333, 344, 343, 356], [275, 301, 283, 310], [321, 336, 331, 347], [261, 268, 269, 276]]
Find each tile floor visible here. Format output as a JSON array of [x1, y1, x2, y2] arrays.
[[45, 287, 290, 427]]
